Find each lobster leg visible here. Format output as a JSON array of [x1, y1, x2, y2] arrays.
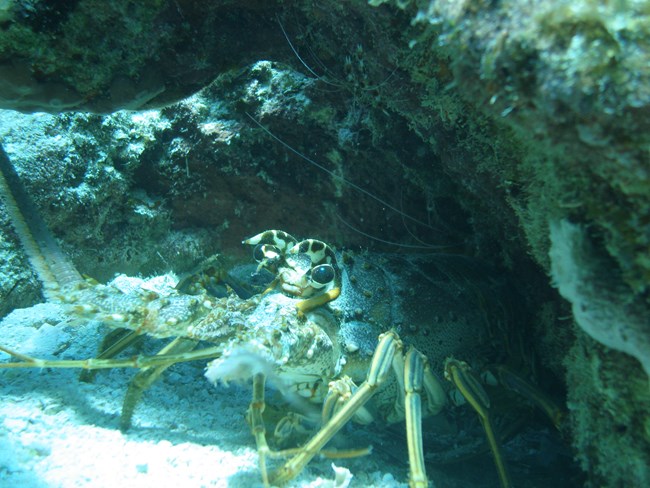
[[270, 331, 401, 486], [247, 372, 273, 487], [120, 336, 199, 431], [445, 358, 512, 488], [0, 343, 222, 370], [79, 329, 143, 382], [403, 348, 428, 488]]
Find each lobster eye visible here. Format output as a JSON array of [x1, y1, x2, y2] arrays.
[[311, 264, 335, 285], [252, 244, 266, 262]]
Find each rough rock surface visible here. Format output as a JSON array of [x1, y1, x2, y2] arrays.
[[0, 0, 648, 486], [0, 1, 290, 112]]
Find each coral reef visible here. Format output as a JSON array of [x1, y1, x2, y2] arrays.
[[549, 219, 650, 377], [566, 330, 650, 486], [0, 1, 284, 112], [0, 0, 648, 486], [397, 3, 650, 484], [0, 204, 40, 314], [0, 109, 217, 282]]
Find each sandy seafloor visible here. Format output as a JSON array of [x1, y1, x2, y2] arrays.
[[0, 300, 408, 488]]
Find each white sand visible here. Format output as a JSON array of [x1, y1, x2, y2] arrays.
[[0, 302, 407, 488]]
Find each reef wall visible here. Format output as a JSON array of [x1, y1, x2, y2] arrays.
[[0, 1, 648, 486]]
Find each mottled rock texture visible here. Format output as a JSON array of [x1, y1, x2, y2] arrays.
[[0, 0, 648, 486]]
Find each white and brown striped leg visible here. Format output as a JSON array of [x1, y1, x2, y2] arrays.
[[387, 345, 446, 488], [445, 358, 512, 488], [247, 372, 272, 487], [403, 348, 429, 488]]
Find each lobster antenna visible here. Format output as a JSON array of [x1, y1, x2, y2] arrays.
[[336, 213, 452, 250], [276, 14, 343, 89], [277, 14, 398, 94], [0, 144, 83, 299], [245, 113, 435, 231]]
